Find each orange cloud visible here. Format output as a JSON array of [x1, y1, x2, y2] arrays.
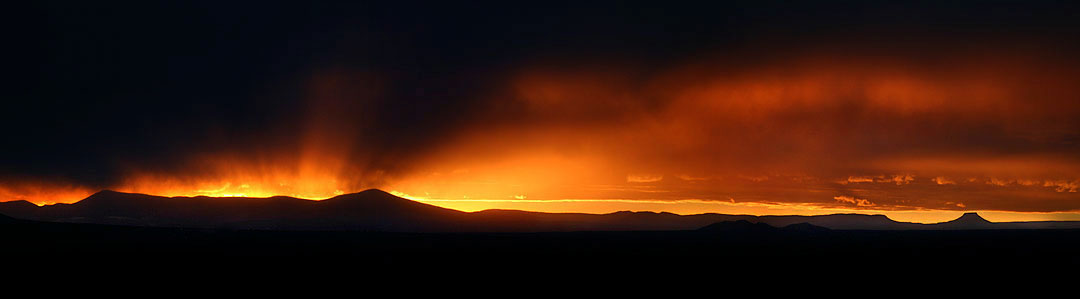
[[834, 196, 874, 207], [932, 176, 956, 185], [886, 174, 915, 186], [838, 176, 876, 184], [1044, 180, 1079, 193], [627, 174, 664, 183]]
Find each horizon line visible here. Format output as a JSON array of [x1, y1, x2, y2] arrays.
[[4, 188, 1080, 224]]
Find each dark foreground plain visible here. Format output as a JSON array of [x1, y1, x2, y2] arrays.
[[5, 189, 1077, 287], [3, 213, 1077, 281]]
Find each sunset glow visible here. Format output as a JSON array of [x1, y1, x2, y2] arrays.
[[5, 3, 1080, 225], [10, 1, 1080, 279], [5, 48, 1080, 222]]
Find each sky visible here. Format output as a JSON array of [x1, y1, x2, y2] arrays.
[[4, 0, 1080, 223]]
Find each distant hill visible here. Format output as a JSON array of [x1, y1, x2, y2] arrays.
[[0, 200, 38, 218], [780, 222, 833, 233], [2, 189, 1078, 232]]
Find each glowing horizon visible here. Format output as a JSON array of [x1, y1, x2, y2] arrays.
[[2, 182, 1079, 224]]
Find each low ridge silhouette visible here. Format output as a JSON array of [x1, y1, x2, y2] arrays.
[[2, 189, 1078, 232], [697, 220, 831, 233]]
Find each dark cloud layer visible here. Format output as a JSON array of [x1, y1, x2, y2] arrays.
[[4, 1, 1080, 217]]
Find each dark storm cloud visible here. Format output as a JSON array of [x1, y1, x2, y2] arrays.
[[5, 0, 1080, 210]]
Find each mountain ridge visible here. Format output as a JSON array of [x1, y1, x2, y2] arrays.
[[2, 189, 1079, 232]]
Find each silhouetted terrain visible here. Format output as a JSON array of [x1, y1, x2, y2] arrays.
[[2, 191, 1079, 281], [698, 220, 831, 234], [2, 189, 1078, 232], [1, 214, 1076, 277]]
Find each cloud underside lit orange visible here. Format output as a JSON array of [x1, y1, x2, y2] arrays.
[[3, 48, 1080, 223]]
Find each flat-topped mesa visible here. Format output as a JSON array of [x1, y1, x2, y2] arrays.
[[755, 213, 906, 230], [933, 212, 997, 230], [949, 212, 993, 224]]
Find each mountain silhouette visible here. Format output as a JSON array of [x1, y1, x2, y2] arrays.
[[468, 209, 756, 231], [697, 221, 831, 234], [758, 213, 915, 230], [2, 190, 1079, 232], [781, 222, 832, 233], [931, 212, 996, 230], [953, 212, 992, 223], [0, 189, 469, 231], [0, 200, 38, 218]]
